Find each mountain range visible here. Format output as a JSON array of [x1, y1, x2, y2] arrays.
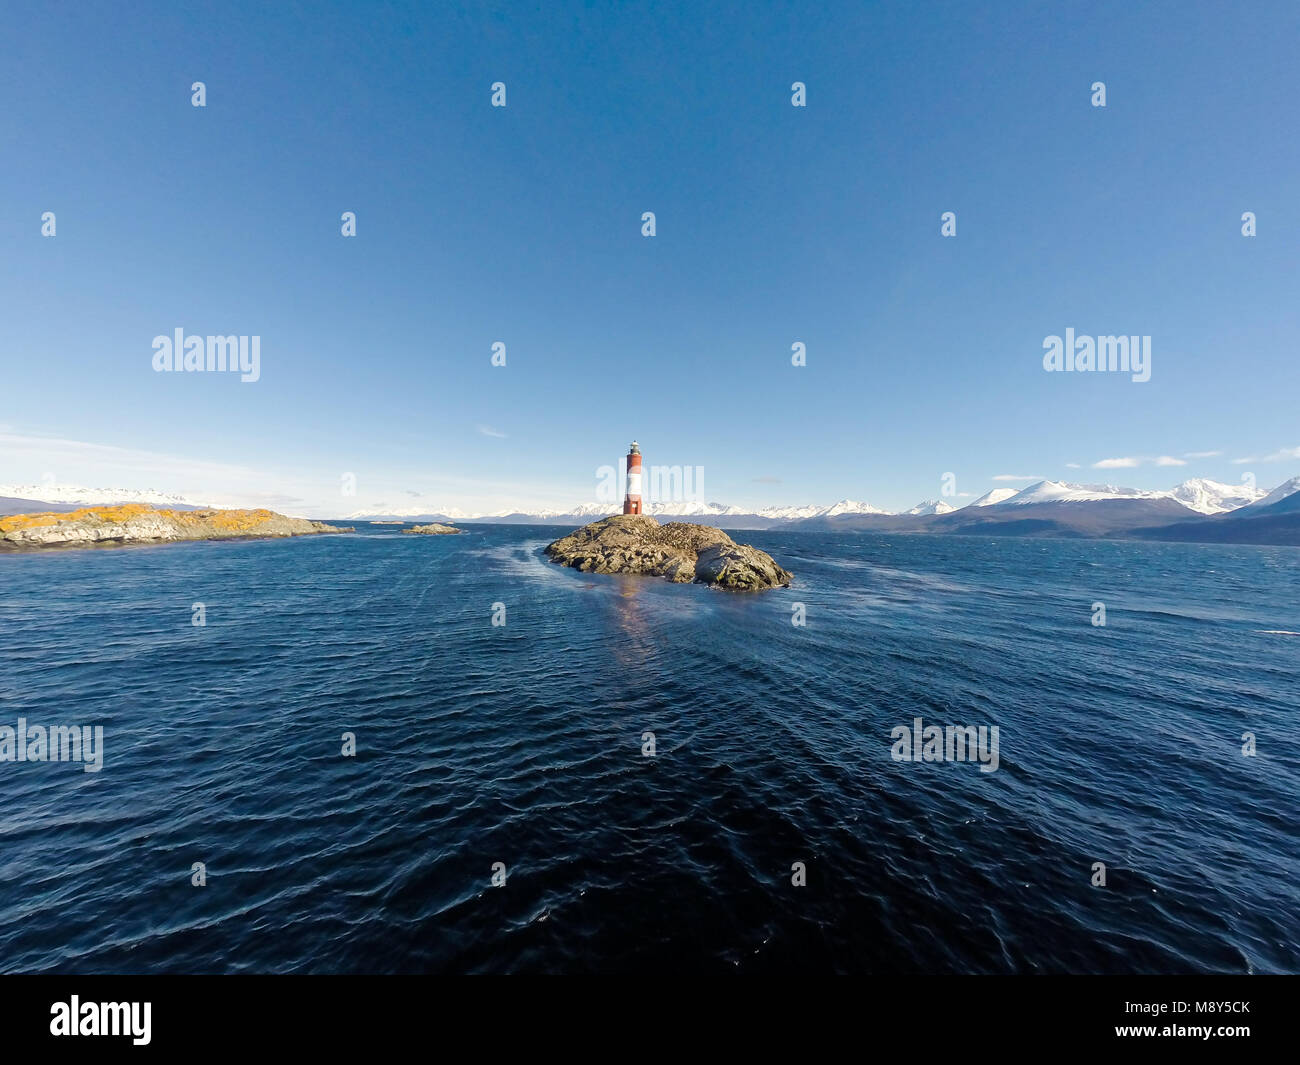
[[0, 484, 210, 512], [781, 477, 1300, 545], [332, 477, 1276, 524], [3, 477, 1299, 546]]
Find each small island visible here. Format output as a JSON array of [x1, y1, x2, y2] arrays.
[[545, 514, 792, 591], [0, 505, 352, 549], [403, 523, 463, 535]]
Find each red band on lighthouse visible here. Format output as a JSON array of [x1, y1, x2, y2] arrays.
[[624, 441, 643, 515]]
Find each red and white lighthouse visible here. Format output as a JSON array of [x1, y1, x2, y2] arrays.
[[623, 441, 643, 515]]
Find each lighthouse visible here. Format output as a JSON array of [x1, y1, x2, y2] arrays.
[[623, 441, 643, 515]]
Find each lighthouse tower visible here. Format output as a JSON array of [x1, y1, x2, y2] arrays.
[[623, 441, 643, 515]]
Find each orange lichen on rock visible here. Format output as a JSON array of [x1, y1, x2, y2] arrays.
[[0, 511, 63, 533], [1, 504, 162, 532], [201, 509, 280, 532]]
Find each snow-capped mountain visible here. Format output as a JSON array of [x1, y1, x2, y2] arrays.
[[1242, 475, 1300, 512], [966, 488, 1020, 508], [639, 500, 751, 518], [550, 500, 756, 519], [985, 478, 1272, 515], [814, 499, 890, 517], [24, 475, 1295, 529], [1166, 478, 1267, 515], [347, 480, 1294, 525], [998, 480, 1168, 506], [633, 498, 888, 520], [0, 483, 213, 509], [345, 504, 485, 520], [905, 499, 955, 516], [746, 503, 830, 521], [347, 498, 891, 523]]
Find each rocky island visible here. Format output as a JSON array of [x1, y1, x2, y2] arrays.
[[403, 522, 462, 535], [545, 514, 792, 591], [0, 505, 352, 549]]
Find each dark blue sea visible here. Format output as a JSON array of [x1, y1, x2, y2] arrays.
[[1, 524, 1297, 973]]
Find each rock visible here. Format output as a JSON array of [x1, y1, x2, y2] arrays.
[[544, 513, 791, 591], [0, 505, 352, 549], [403, 523, 462, 535]]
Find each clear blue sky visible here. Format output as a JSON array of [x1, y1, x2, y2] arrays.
[[2, 0, 1297, 516]]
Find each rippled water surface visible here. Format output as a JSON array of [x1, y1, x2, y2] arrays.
[[1, 525, 1297, 973]]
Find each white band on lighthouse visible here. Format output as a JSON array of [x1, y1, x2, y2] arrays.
[[627, 471, 642, 497]]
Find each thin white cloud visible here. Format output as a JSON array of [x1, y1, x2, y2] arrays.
[[476, 425, 508, 438], [1232, 445, 1300, 464], [1183, 450, 1222, 459], [1263, 445, 1299, 462], [1065, 462, 1081, 469], [1093, 455, 1187, 469]]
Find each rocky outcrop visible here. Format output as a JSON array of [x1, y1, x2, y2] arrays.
[[544, 514, 792, 591], [403, 523, 462, 535], [0, 505, 352, 548]]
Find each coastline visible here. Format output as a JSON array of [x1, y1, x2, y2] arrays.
[[0, 505, 354, 551]]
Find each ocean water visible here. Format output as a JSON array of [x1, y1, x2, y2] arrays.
[[0, 524, 1296, 974]]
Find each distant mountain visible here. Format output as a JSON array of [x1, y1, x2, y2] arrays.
[[966, 488, 1019, 508], [926, 477, 1300, 545], [905, 499, 955, 516], [788, 481, 1203, 534], [933, 496, 1202, 537], [1129, 481, 1300, 545], [346, 511, 467, 523], [959, 477, 1267, 513], [813, 499, 891, 518], [0, 496, 83, 517], [1168, 478, 1267, 514], [463, 512, 585, 525], [0, 483, 211, 516], [926, 478, 1294, 540], [1125, 476, 1300, 543], [1231, 475, 1300, 515], [638, 500, 751, 518], [995, 480, 1169, 506], [348, 498, 893, 528], [1250, 487, 1300, 517], [14, 476, 1298, 544], [744, 503, 832, 521], [345, 504, 481, 521], [459, 479, 1299, 541], [346, 481, 1290, 528]]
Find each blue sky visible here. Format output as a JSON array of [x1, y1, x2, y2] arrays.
[[2, 0, 1297, 516]]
